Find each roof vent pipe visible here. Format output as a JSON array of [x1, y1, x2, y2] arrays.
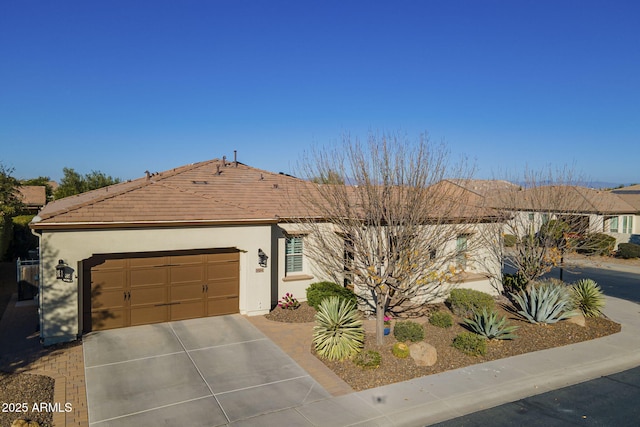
[[216, 164, 221, 175], [145, 170, 150, 180], [222, 156, 227, 166], [234, 150, 238, 167]]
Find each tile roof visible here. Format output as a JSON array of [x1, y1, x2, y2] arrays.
[[31, 159, 503, 230], [486, 185, 637, 214], [18, 186, 47, 208], [610, 184, 640, 211], [32, 159, 318, 229]]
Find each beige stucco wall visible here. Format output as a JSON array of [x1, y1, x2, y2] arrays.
[[37, 224, 273, 345]]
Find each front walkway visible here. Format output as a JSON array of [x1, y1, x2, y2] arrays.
[[0, 294, 88, 426]]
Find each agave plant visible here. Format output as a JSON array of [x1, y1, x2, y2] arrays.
[[464, 308, 519, 340], [510, 281, 575, 324], [571, 279, 605, 318], [313, 296, 364, 361]]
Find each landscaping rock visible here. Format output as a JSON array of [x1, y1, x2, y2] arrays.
[[567, 313, 586, 327], [409, 342, 437, 366]]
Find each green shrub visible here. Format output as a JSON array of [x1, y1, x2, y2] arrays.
[[313, 296, 364, 361], [464, 308, 518, 340], [617, 243, 640, 259], [447, 288, 495, 318], [306, 281, 356, 310], [511, 280, 574, 324], [502, 272, 528, 293], [353, 350, 381, 369], [393, 320, 425, 342], [503, 234, 517, 247], [452, 332, 487, 356], [391, 342, 410, 358], [429, 311, 453, 328], [577, 233, 616, 256], [570, 279, 605, 318]]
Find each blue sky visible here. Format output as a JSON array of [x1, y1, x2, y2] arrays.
[[1, 0, 638, 184]]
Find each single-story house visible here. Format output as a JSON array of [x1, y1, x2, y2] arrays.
[[609, 184, 640, 245], [31, 158, 504, 345], [18, 185, 47, 214]]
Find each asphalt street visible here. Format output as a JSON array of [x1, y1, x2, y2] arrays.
[[432, 366, 640, 426], [434, 262, 640, 426]]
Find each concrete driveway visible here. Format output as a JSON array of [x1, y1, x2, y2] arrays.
[[83, 315, 330, 426]]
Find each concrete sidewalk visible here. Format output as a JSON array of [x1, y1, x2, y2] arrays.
[[251, 296, 640, 426]]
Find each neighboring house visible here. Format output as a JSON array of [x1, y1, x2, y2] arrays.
[[610, 184, 640, 245], [474, 184, 636, 249], [17, 186, 47, 214], [31, 158, 504, 345]]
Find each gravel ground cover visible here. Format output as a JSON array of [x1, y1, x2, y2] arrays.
[[266, 301, 621, 391], [0, 372, 54, 427]]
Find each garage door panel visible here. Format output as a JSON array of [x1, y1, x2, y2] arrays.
[[131, 286, 168, 306], [171, 283, 204, 302], [171, 301, 205, 321], [171, 265, 204, 285], [207, 296, 239, 316], [92, 309, 127, 331], [91, 270, 126, 291], [207, 262, 239, 279], [130, 268, 167, 288], [206, 252, 237, 262], [129, 257, 168, 268], [170, 254, 203, 265], [92, 288, 126, 311], [208, 279, 239, 297], [130, 305, 169, 326]]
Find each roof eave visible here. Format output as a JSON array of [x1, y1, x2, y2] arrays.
[[30, 218, 279, 231]]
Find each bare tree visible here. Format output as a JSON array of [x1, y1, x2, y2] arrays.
[[293, 132, 490, 344], [479, 167, 618, 289]]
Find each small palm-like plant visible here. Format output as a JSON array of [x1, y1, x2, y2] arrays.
[[464, 308, 519, 340], [313, 296, 364, 361], [511, 281, 575, 324], [571, 279, 605, 317]]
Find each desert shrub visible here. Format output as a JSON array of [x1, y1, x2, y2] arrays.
[[577, 233, 616, 256], [313, 296, 364, 361], [617, 243, 640, 259], [447, 288, 495, 318], [502, 272, 528, 293], [353, 350, 381, 369], [452, 332, 487, 356], [464, 308, 518, 340], [306, 281, 356, 310], [391, 342, 410, 358], [393, 320, 425, 342], [570, 279, 605, 318], [429, 311, 453, 328], [511, 280, 574, 324], [503, 234, 517, 247]]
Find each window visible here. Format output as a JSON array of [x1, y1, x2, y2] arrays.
[[609, 216, 619, 233], [541, 213, 550, 224], [285, 236, 303, 273], [456, 234, 469, 269], [623, 216, 633, 234], [528, 213, 535, 221]]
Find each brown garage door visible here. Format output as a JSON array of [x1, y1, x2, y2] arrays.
[[86, 250, 239, 331]]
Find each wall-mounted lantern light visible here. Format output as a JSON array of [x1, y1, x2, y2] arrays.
[[55, 259, 73, 282], [258, 249, 268, 268]]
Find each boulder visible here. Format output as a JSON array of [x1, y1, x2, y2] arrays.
[[409, 342, 437, 366], [567, 312, 586, 327]]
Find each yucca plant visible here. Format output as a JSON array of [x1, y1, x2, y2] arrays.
[[313, 296, 364, 361], [571, 279, 605, 317], [510, 280, 575, 324], [464, 308, 519, 340]]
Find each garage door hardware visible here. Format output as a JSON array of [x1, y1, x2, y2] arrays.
[[202, 284, 209, 292], [123, 291, 131, 300], [154, 302, 182, 307]]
